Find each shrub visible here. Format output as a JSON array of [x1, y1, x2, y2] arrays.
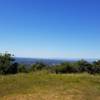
[[31, 62, 47, 71], [18, 64, 29, 73], [0, 53, 18, 74]]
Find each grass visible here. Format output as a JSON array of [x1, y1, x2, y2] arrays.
[[0, 71, 100, 100]]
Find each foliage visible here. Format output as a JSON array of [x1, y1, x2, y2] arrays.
[[49, 60, 100, 74], [93, 60, 100, 73], [31, 62, 47, 71], [0, 53, 18, 74], [51, 62, 76, 73], [0, 53, 100, 75], [18, 64, 29, 73]]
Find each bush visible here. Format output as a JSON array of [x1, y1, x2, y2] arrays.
[[0, 53, 18, 74], [31, 62, 47, 71], [7, 62, 18, 74], [76, 60, 92, 72], [18, 64, 29, 73], [93, 60, 100, 74], [51, 62, 78, 74], [50, 60, 99, 74]]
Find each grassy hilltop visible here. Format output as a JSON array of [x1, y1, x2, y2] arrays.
[[0, 71, 100, 100], [0, 53, 100, 100]]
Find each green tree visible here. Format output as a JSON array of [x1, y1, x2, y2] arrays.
[[75, 60, 92, 72], [51, 62, 75, 74], [93, 60, 100, 73], [0, 52, 18, 74], [31, 62, 46, 71], [18, 64, 28, 73]]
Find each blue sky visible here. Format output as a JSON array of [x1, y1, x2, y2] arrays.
[[0, 0, 100, 59]]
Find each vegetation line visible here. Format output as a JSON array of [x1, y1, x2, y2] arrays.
[[0, 52, 100, 75]]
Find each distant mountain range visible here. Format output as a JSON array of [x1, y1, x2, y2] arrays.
[[15, 57, 98, 65]]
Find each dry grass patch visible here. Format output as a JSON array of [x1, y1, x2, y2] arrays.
[[0, 72, 100, 100]]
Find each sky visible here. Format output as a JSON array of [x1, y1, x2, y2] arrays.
[[0, 0, 100, 59]]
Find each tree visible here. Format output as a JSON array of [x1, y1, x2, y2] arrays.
[[7, 62, 18, 74], [51, 62, 76, 74], [18, 64, 28, 73], [75, 60, 92, 73], [93, 60, 100, 73], [31, 62, 46, 71], [0, 52, 18, 74]]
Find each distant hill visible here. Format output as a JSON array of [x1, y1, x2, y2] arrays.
[[15, 58, 67, 65], [15, 57, 97, 65]]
